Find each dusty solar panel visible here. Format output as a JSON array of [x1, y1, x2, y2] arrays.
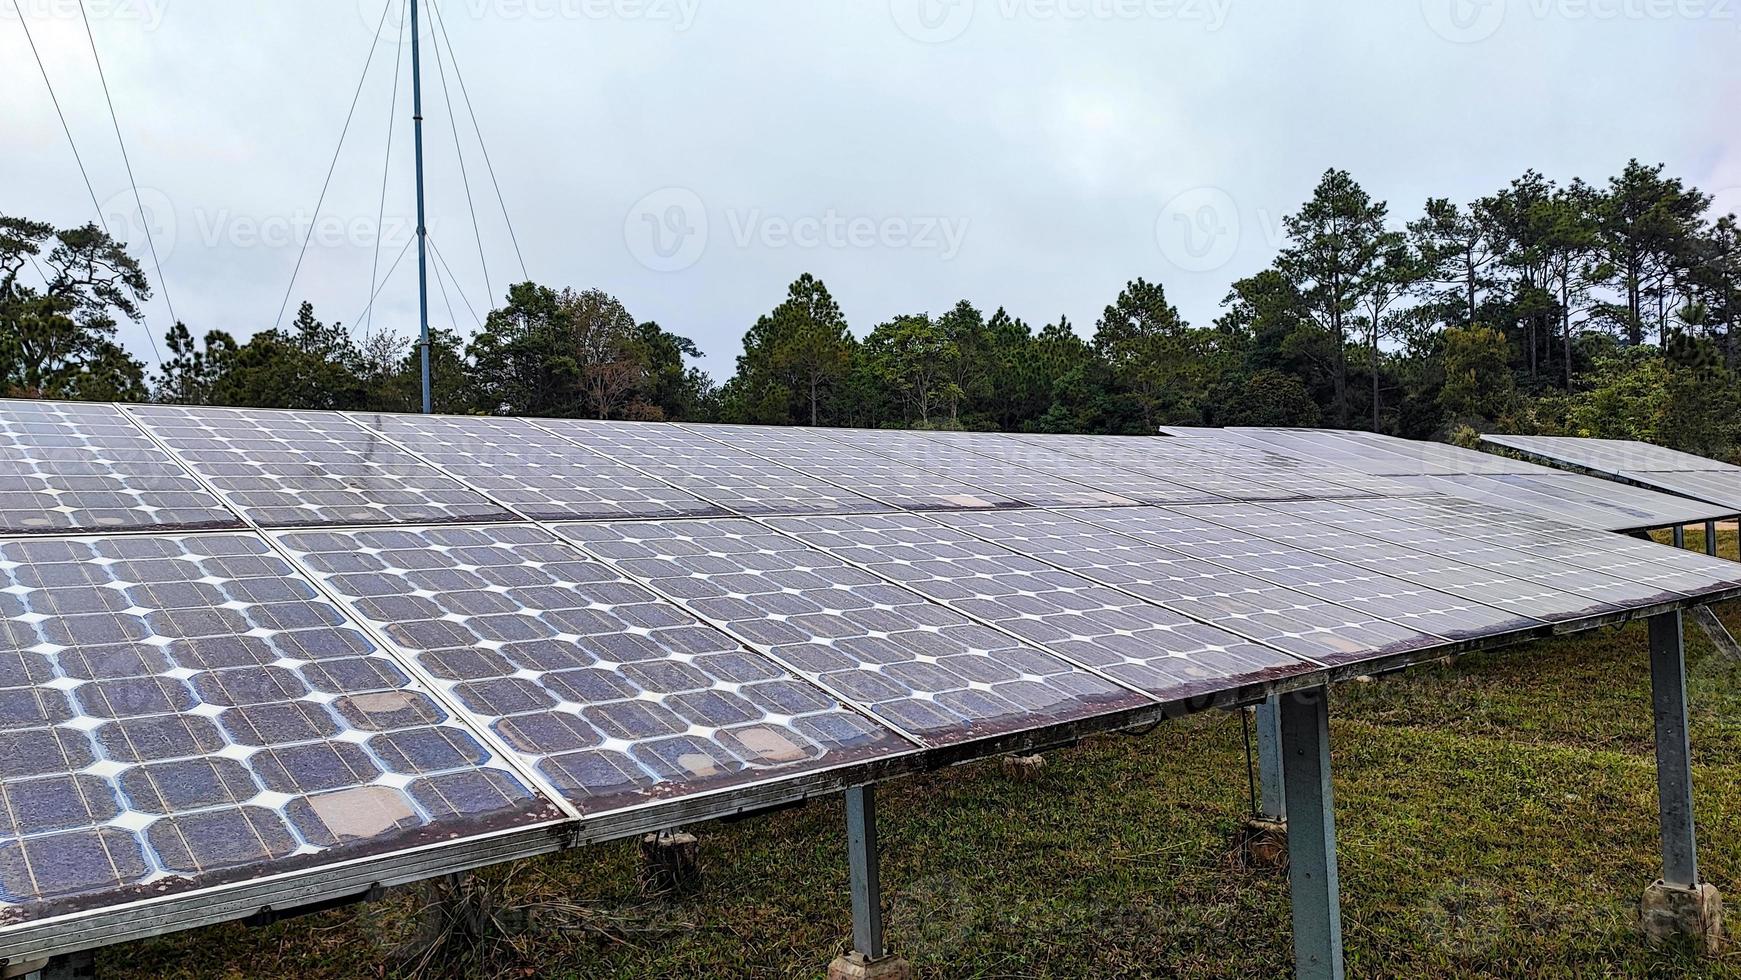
[[794, 428, 1140, 508], [1010, 432, 1418, 501], [276, 524, 908, 810], [914, 431, 1220, 505], [126, 406, 515, 528], [764, 512, 1314, 699], [540, 420, 890, 516], [555, 518, 1153, 743], [1178, 501, 1630, 623], [348, 413, 725, 521], [1482, 434, 1729, 475], [1063, 506, 1544, 642], [1320, 496, 1741, 599], [1432, 473, 1729, 530], [1272, 499, 1682, 606], [1616, 470, 1741, 509], [684, 424, 1024, 512], [0, 401, 240, 535], [929, 508, 1440, 667], [0, 532, 556, 922]]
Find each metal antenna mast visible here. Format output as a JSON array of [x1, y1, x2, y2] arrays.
[[410, 0, 433, 413]]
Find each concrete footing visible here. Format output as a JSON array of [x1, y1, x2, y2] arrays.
[[827, 952, 913, 980], [1641, 880, 1724, 953], [1001, 754, 1045, 781], [1239, 817, 1289, 871], [638, 829, 702, 896]]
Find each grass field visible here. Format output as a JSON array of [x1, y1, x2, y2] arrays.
[[94, 535, 1741, 979]]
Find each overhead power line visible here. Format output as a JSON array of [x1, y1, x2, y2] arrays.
[[426, 3, 491, 311], [352, 235, 416, 328], [10, 0, 108, 233], [424, 232, 482, 330], [427, 0, 529, 283], [77, 0, 167, 366], [362, 0, 410, 338], [274, 0, 396, 329]]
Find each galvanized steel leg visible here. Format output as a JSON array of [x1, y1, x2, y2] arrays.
[[1281, 688, 1345, 980], [1650, 611, 1699, 889], [845, 785, 886, 960], [38, 950, 96, 980], [1674, 525, 1687, 550], [1706, 522, 1718, 558], [1256, 694, 1287, 821]]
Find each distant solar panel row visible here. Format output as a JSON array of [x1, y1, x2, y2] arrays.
[[6, 400, 1741, 963], [1482, 433, 1741, 512], [1160, 426, 1736, 532]]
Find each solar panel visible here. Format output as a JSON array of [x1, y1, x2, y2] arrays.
[[1061, 506, 1544, 641], [763, 512, 1315, 699], [1237, 428, 1535, 477], [275, 524, 909, 811], [126, 406, 516, 528], [1175, 501, 1633, 622], [684, 424, 1025, 511], [929, 508, 1441, 667], [554, 518, 1154, 743], [911, 431, 1223, 505], [0, 401, 240, 535], [347, 413, 725, 521], [539, 420, 891, 516], [1616, 470, 1741, 510], [0, 532, 556, 923], [1482, 434, 1727, 475], [1009, 432, 1423, 501], [1397, 473, 1734, 532], [1317, 495, 1741, 598], [783, 428, 1141, 509]]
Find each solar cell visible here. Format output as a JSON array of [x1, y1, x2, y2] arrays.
[[1616, 470, 1741, 509], [929, 508, 1442, 667], [0, 532, 555, 922], [764, 512, 1314, 699], [537, 420, 891, 516], [126, 405, 516, 528], [555, 518, 1154, 743], [348, 413, 725, 521], [0, 400, 240, 535], [680, 424, 1025, 511], [276, 523, 909, 811]]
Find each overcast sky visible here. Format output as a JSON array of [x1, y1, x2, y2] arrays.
[[3, 0, 1736, 379]]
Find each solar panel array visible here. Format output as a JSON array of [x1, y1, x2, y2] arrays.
[[5, 400, 1741, 961], [1482, 433, 1741, 512], [1165, 426, 1735, 532]]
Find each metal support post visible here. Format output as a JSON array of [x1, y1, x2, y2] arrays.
[[1650, 611, 1698, 889], [1280, 688, 1345, 980], [1705, 521, 1718, 558], [1256, 694, 1286, 821]]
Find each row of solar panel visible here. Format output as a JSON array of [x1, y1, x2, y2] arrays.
[[1161, 427, 1737, 532], [7, 487, 1741, 926], [0, 401, 1431, 537], [1481, 433, 1741, 511]]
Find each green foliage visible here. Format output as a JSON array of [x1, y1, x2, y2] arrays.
[[1440, 325, 1517, 425], [0, 215, 150, 399]]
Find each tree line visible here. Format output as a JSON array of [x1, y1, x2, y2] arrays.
[[4, 158, 1739, 458]]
